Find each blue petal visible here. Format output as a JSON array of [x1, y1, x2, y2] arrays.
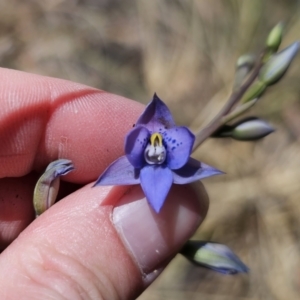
[[125, 125, 149, 168], [173, 158, 223, 184], [140, 165, 173, 213], [163, 126, 195, 170], [135, 94, 176, 132], [94, 156, 140, 186]]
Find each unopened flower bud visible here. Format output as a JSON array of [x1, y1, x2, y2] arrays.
[[231, 117, 274, 141], [180, 241, 249, 275], [266, 22, 284, 52], [259, 42, 300, 85], [33, 159, 75, 217], [234, 54, 256, 90], [236, 54, 256, 69]]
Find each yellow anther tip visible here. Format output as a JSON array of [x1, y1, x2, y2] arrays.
[[150, 133, 163, 147]]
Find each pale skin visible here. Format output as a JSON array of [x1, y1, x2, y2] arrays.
[[0, 68, 208, 300]]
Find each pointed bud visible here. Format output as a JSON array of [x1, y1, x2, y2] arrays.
[[213, 117, 274, 140], [180, 241, 249, 275], [266, 22, 284, 52], [33, 159, 75, 217], [241, 80, 267, 103], [231, 117, 274, 141], [259, 42, 300, 85]]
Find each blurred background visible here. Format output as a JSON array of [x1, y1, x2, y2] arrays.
[[1, 0, 300, 299]]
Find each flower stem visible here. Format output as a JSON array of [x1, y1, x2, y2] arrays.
[[221, 98, 258, 125], [192, 51, 265, 152]]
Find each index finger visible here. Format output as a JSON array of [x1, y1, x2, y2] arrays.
[[0, 68, 144, 183]]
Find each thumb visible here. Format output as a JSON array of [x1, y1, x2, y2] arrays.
[[0, 183, 208, 300]]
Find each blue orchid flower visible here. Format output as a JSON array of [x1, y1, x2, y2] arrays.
[[94, 94, 222, 213]]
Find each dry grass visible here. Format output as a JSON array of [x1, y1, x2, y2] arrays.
[[1, 0, 300, 299]]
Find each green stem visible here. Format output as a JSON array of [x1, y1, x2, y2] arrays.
[[221, 98, 258, 124]]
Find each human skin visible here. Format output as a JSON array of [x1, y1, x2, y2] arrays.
[[0, 68, 209, 300]]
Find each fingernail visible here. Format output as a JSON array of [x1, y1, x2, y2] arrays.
[[112, 183, 208, 275]]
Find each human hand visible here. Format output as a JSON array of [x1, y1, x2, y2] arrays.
[[0, 68, 208, 299]]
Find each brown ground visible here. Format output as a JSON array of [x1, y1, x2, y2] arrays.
[[1, 1, 300, 299]]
